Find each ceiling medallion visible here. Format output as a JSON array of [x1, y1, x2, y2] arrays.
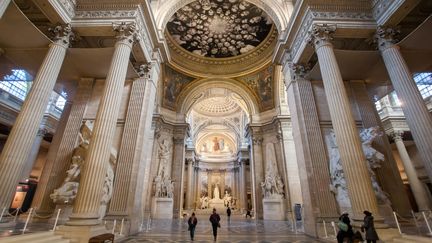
[[167, 0, 273, 58]]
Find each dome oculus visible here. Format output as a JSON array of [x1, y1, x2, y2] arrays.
[[167, 0, 273, 58]]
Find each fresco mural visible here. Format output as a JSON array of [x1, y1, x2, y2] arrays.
[[166, 0, 274, 58], [162, 65, 195, 110], [238, 65, 274, 111], [197, 134, 236, 156]]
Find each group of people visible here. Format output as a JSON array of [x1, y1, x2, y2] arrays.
[[187, 207, 232, 241], [337, 210, 379, 243]]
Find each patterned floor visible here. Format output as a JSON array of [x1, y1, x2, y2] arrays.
[[120, 215, 322, 243]]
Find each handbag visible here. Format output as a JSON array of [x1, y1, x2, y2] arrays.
[[338, 221, 348, 232], [217, 222, 221, 228]]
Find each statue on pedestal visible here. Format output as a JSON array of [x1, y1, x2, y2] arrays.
[[261, 143, 285, 199]]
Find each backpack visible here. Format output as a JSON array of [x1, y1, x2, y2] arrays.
[[338, 221, 348, 232]]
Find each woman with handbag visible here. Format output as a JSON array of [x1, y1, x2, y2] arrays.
[[337, 212, 354, 243], [209, 208, 221, 241]]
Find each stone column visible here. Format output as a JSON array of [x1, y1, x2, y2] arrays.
[[0, 0, 11, 19], [67, 22, 138, 226], [239, 160, 247, 211], [185, 159, 194, 210], [32, 78, 93, 214], [392, 131, 431, 211], [171, 128, 188, 217], [107, 63, 157, 225], [249, 130, 264, 218], [350, 81, 411, 215], [20, 127, 47, 181], [288, 64, 339, 218], [309, 24, 379, 220], [375, 27, 432, 183], [0, 24, 73, 210]]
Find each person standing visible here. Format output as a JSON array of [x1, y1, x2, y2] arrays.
[[188, 212, 198, 241], [245, 209, 252, 218], [362, 210, 379, 243], [337, 212, 354, 243], [226, 207, 232, 223], [209, 208, 221, 241]]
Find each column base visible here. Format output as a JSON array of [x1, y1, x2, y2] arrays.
[[65, 212, 101, 226], [55, 224, 107, 243]]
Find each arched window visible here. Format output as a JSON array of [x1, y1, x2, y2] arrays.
[[414, 72, 432, 99], [0, 69, 33, 100]]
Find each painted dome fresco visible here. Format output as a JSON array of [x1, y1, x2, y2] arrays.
[[166, 0, 274, 58]]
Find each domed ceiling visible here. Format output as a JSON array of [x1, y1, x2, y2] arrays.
[[166, 0, 274, 58], [194, 96, 241, 116]]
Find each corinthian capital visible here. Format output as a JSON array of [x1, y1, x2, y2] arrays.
[[113, 22, 140, 45], [289, 63, 311, 81], [134, 63, 153, 78], [49, 23, 75, 47], [374, 26, 400, 51], [252, 136, 263, 145], [390, 130, 404, 141], [307, 24, 336, 49]]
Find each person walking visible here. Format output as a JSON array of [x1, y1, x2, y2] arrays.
[[209, 208, 221, 241], [337, 212, 354, 243], [226, 207, 232, 223], [361, 210, 379, 243], [188, 212, 198, 241]]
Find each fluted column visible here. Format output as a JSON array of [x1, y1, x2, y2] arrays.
[[0, 0, 11, 19], [20, 128, 47, 181], [309, 24, 379, 220], [0, 24, 73, 210], [289, 64, 339, 217], [32, 78, 93, 214], [171, 129, 188, 217], [375, 26, 432, 182], [392, 131, 431, 211], [239, 160, 247, 211], [249, 131, 264, 218], [67, 22, 139, 226], [108, 63, 156, 219], [185, 159, 194, 210]]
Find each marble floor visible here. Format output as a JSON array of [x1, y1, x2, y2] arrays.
[[120, 215, 323, 243]]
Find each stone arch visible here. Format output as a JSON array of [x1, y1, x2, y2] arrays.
[[178, 78, 259, 117], [155, 0, 287, 34]]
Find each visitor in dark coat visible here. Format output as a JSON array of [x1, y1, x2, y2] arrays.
[[226, 207, 232, 223], [209, 208, 221, 241], [188, 212, 198, 241], [362, 210, 379, 243]]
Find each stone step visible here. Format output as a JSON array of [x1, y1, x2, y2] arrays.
[[0, 231, 70, 243], [401, 234, 432, 242]]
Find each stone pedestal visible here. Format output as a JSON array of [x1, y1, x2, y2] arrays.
[[209, 198, 225, 211], [53, 204, 73, 225], [55, 225, 107, 243], [263, 198, 285, 221], [151, 198, 173, 219]]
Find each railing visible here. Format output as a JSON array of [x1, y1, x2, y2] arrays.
[[393, 210, 432, 236]]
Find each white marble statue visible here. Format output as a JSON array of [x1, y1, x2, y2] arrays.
[[200, 196, 209, 209], [261, 143, 285, 199], [50, 121, 117, 206], [213, 183, 220, 199], [154, 175, 174, 198], [223, 191, 232, 207], [157, 139, 172, 179], [327, 127, 391, 210]]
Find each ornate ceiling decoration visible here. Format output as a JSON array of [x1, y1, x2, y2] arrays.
[[166, 0, 274, 58], [194, 96, 241, 116]]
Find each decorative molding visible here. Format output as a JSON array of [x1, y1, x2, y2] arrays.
[[74, 10, 138, 19], [134, 63, 153, 78], [289, 63, 311, 81]]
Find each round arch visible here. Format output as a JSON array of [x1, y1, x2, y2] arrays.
[[155, 0, 287, 34], [177, 78, 259, 117]]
